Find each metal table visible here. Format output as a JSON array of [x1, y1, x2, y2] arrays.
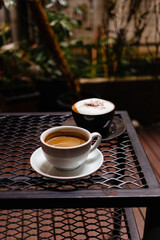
[[0, 111, 160, 240]]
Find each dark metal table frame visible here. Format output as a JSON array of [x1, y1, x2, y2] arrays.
[[0, 111, 160, 240]]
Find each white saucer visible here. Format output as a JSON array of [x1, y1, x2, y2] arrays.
[[30, 147, 103, 180]]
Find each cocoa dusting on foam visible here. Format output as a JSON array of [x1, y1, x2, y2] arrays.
[[84, 100, 105, 110], [74, 98, 115, 115]]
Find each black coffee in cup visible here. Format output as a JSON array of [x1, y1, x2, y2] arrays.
[[40, 126, 102, 170], [45, 131, 87, 147]]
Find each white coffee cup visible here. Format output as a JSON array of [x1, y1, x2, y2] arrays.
[[40, 126, 102, 170]]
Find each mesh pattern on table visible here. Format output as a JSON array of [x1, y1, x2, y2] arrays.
[[0, 113, 147, 191], [0, 208, 130, 240]]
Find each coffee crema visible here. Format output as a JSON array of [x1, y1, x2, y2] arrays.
[[46, 136, 86, 147], [72, 98, 115, 115], [45, 131, 88, 148]]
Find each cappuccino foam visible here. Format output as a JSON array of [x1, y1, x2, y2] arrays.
[[73, 98, 115, 115]]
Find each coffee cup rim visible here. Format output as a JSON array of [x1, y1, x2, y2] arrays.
[[72, 99, 115, 116], [40, 126, 92, 149]]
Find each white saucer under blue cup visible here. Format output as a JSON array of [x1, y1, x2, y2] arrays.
[[30, 147, 103, 180]]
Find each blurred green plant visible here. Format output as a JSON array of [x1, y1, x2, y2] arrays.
[[0, 21, 11, 46], [47, 11, 79, 42], [3, 0, 15, 9], [89, 0, 156, 78], [0, 42, 36, 96], [1, 0, 159, 84]]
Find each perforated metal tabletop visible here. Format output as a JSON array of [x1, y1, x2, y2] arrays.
[[0, 111, 160, 240]]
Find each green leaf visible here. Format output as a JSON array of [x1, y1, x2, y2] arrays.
[[60, 20, 72, 31], [4, 0, 15, 9]]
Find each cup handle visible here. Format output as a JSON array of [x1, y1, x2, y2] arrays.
[[90, 132, 102, 153]]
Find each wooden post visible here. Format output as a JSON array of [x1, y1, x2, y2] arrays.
[[28, 0, 80, 95]]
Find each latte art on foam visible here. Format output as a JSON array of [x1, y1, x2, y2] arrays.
[[73, 98, 115, 115]]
